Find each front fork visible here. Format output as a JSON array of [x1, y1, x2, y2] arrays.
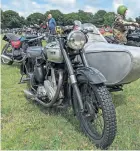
[[59, 39, 84, 111]]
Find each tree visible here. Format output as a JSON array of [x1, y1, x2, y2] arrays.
[[136, 16, 140, 24], [77, 10, 93, 23], [104, 12, 115, 26], [19, 16, 27, 27], [92, 10, 107, 26], [3, 10, 22, 28], [0, 9, 5, 28], [63, 12, 80, 25], [27, 12, 45, 25], [1, 9, 4, 21], [7, 17, 21, 28], [2, 9, 137, 29]]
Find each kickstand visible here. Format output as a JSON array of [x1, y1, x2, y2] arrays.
[[18, 75, 24, 84], [18, 74, 28, 84]]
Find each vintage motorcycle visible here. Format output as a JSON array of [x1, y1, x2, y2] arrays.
[[127, 27, 140, 47], [1, 33, 44, 65], [20, 28, 117, 149]]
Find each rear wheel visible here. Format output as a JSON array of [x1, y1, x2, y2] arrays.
[[1, 43, 13, 65], [73, 77, 117, 149]]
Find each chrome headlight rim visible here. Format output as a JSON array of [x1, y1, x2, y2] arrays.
[[67, 30, 87, 50]]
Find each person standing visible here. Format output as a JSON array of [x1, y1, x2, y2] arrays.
[[48, 14, 56, 34]]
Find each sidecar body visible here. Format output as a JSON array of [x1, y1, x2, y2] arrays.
[[82, 23, 140, 86], [84, 42, 140, 86]]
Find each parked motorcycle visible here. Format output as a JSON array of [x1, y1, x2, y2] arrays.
[[127, 27, 140, 47], [20, 29, 117, 149], [1, 33, 44, 65]]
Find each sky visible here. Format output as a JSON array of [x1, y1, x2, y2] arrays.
[[1, 0, 140, 18]]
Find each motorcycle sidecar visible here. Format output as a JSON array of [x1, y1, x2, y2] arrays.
[[84, 42, 140, 87]]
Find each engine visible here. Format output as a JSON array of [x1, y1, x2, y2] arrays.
[[33, 65, 57, 100], [36, 80, 56, 100]]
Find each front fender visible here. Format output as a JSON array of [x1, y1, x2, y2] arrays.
[[76, 67, 106, 84]]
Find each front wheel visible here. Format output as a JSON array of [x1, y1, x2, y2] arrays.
[[73, 79, 117, 149]]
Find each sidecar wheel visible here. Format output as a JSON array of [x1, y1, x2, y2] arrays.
[[73, 80, 117, 149]]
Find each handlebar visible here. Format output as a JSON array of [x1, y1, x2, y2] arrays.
[[27, 35, 45, 43], [48, 34, 67, 39]]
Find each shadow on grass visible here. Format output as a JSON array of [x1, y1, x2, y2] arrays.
[[28, 92, 127, 136], [27, 91, 128, 134], [23, 91, 128, 150], [26, 98, 83, 135], [112, 92, 127, 108], [33, 102, 95, 148], [38, 102, 82, 132]]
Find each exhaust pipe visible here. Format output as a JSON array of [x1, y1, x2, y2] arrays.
[[24, 90, 35, 99], [1, 54, 12, 61]]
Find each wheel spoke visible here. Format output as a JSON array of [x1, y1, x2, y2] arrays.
[[81, 84, 104, 137]]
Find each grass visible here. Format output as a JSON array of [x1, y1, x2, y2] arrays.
[[1, 36, 140, 150]]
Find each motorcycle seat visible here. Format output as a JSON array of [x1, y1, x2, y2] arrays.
[[6, 33, 21, 41], [26, 46, 43, 58]]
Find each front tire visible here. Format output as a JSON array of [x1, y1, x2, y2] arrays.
[[73, 77, 117, 149]]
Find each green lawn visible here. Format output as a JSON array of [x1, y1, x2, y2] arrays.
[[1, 37, 140, 150]]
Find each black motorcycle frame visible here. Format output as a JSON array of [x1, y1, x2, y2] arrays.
[[20, 35, 106, 110]]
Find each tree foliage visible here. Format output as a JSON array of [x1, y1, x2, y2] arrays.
[[136, 16, 140, 24], [92, 10, 106, 26], [63, 12, 80, 25], [2, 10, 25, 28], [1, 8, 139, 29], [104, 12, 115, 26], [1, 9, 5, 28], [27, 12, 45, 25]]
